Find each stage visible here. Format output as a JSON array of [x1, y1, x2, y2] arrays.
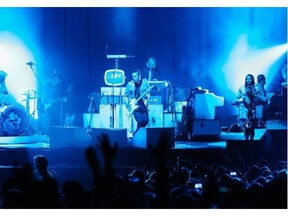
[[0, 128, 267, 150], [0, 120, 286, 189]]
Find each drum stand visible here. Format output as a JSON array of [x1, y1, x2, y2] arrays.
[[227, 104, 243, 133], [255, 105, 266, 128], [257, 118, 266, 128]]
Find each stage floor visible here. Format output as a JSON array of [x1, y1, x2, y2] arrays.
[[0, 129, 267, 150]]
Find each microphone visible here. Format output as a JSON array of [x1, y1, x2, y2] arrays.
[[26, 61, 34, 66]]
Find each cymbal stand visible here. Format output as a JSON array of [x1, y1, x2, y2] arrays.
[[26, 62, 45, 134], [256, 106, 266, 128], [23, 90, 40, 135]]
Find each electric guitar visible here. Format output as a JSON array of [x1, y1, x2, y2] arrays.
[[44, 96, 67, 111], [125, 85, 154, 116]]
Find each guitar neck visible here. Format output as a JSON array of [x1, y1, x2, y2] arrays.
[[135, 85, 154, 103]]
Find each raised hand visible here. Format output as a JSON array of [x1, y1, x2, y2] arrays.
[[85, 146, 100, 174], [96, 133, 118, 163], [148, 131, 173, 208], [148, 131, 174, 164]]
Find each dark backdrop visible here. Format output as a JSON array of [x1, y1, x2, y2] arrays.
[[33, 7, 287, 123]]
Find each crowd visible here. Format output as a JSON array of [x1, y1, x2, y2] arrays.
[[0, 132, 286, 209]]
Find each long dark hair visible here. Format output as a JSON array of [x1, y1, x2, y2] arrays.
[[245, 74, 255, 87]]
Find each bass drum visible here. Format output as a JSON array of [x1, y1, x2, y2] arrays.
[[0, 105, 27, 136]]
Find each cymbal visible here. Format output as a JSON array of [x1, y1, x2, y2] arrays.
[[19, 97, 39, 102]]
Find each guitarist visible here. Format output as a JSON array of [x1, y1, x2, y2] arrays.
[[177, 88, 200, 141], [42, 72, 68, 132], [124, 69, 150, 135]]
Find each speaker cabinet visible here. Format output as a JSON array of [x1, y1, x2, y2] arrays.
[[49, 126, 91, 148], [83, 113, 100, 128], [131, 127, 175, 149], [192, 119, 221, 137], [90, 128, 128, 148], [264, 120, 287, 152], [99, 105, 136, 131]]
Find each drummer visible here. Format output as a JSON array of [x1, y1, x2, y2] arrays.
[[0, 70, 27, 136], [0, 70, 9, 105], [0, 70, 17, 106]]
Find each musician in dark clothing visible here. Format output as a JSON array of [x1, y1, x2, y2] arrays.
[[124, 69, 150, 135], [237, 74, 258, 140], [255, 74, 270, 121], [142, 57, 161, 97], [142, 57, 161, 81], [177, 88, 197, 141], [42, 72, 68, 132], [0, 70, 18, 106]]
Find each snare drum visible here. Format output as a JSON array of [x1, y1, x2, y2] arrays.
[[0, 105, 27, 136]]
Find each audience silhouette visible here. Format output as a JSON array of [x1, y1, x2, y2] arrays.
[[0, 132, 287, 209]]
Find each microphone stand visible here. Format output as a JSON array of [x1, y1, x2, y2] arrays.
[[106, 52, 130, 128], [109, 59, 118, 129], [85, 97, 94, 135]]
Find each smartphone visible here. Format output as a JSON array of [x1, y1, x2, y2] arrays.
[[230, 171, 237, 176], [195, 183, 202, 189]]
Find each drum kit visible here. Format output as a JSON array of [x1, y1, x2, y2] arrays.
[[0, 90, 39, 136]]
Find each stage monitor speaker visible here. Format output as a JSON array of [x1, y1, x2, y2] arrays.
[[192, 119, 221, 137], [49, 126, 91, 148], [90, 128, 128, 148], [266, 120, 287, 130], [263, 120, 287, 152], [131, 127, 175, 149]]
